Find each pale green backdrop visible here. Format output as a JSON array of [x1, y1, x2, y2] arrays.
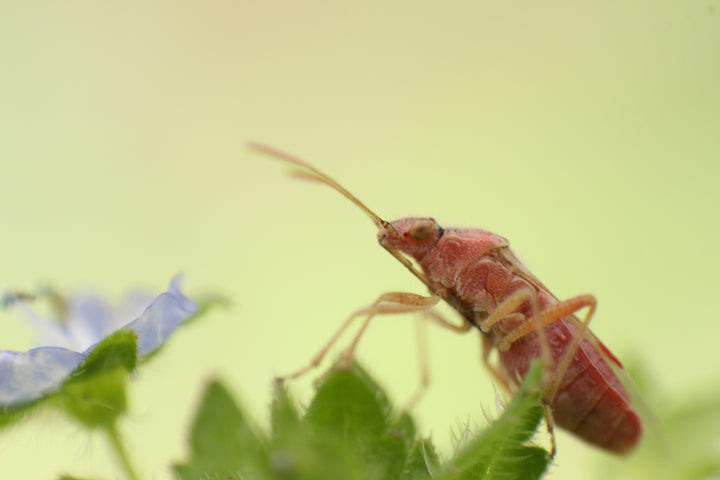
[[1, 1, 719, 479]]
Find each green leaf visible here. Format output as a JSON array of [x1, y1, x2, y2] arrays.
[[373, 412, 417, 480], [266, 429, 366, 480], [177, 361, 550, 480], [435, 360, 549, 480], [266, 376, 366, 480], [304, 363, 415, 480], [270, 380, 301, 439], [52, 330, 138, 428], [174, 380, 269, 480], [304, 364, 388, 448], [0, 400, 40, 429], [0, 330, 138, 430], [401, 438, 440, 480], [68, 329, 138, 382], [58, 368, 129, 428]]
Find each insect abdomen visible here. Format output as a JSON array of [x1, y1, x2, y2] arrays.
[[499, 320, 642, 454]]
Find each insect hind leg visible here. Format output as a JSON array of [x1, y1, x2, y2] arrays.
[[478, 287, 569, 458], [497, 294, 597, 403], [497, 293, 597, 458]]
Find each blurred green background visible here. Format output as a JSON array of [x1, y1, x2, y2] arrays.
[[1, 1, 719, 478]]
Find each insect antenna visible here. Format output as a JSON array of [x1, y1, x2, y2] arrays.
[[248, 142, 396, 235], [250, 142, 434, 289]]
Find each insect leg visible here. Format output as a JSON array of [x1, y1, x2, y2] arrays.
[[277, 292, 440, 381], [478, 289, 539, 334], [423, 309, 474, 333], [479, 333, 513, 394], [477, 288, 558, 456], [544, 296, 597, 406], [478, 288, 553, 373], [489, 294, 597, 458], [497, 294, 597, 404], [403, 310, 474, 408], [340, 292, 442, 364], [408, 315, 431, 409], [544, 404, 558, 458]]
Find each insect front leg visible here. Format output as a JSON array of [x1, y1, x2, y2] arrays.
[[277, 292, 441, 382]]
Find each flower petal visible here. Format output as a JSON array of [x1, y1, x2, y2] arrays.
[[1, 276, 197, 408], [0, 347, 85, 405], [122, 276, 197, 356], [64, 296, 115, 351]]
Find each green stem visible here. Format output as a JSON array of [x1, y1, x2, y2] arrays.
[[105, 422, 141, 480]]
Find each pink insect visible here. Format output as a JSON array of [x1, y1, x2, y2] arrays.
[[252, 143, 642, 456]]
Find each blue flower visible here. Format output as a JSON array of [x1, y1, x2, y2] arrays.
[[0, 276, 196, 407]]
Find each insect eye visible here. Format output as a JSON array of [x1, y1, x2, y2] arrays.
[[410, 219, 434, 240]]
